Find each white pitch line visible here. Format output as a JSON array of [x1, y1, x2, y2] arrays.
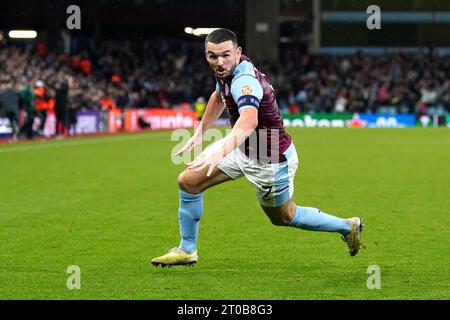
[[0, 132, 171, 153]]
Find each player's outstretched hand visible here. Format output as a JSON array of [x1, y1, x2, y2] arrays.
[[188, 150, 224, 177], [174, 132, 202, 157]]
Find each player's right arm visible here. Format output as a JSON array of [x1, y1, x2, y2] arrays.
[[197, 90, 225, 132], [175, 90, 225, 156]]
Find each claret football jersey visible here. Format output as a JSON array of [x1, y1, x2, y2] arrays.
[[216, 55, 292, 163]]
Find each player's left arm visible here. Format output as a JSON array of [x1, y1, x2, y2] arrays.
[[188, 75, 263, 176]]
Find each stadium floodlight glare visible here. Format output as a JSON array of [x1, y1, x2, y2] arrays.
[[184, 27, 219, 36], [8, 30, 38, 39], [184, 27, 194, 34], [192, 28, 219, 36]]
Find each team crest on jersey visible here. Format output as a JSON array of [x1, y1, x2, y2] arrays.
[[241, 85, 252, 95]]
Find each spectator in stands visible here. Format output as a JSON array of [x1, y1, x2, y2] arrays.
[[34, 80, 49, 135], [0, 80, 20, 141], [54, 78, 69, 137], [20, 79, 36, 139]]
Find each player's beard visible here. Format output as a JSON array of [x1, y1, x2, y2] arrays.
[[215, 62, 237, 80]]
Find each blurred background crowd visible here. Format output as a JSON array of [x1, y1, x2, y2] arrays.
[[1, 0, 450, 140], [2, 41, 449, 128]]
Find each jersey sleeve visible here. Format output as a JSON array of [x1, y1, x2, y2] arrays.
[[230, 75, 263, 113]]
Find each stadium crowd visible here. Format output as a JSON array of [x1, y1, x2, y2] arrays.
[[267, 50, 450, 115], [1, 39, 450, 138]]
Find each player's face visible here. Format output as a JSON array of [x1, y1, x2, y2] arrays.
[[205, 40, 242, 80]]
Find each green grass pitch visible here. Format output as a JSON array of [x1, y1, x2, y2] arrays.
[[0, 127, 449, 299]]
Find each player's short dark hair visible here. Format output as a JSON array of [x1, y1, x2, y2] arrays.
[[205, 28, 238, 48]]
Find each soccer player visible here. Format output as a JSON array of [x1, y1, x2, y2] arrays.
[[151, 29, 363, 267]]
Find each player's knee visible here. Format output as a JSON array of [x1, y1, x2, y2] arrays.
[[177, 171, 202, 194], [269, 216, 287, 226], [269, 214, 292, 226], [266, 201, 296, 226]]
